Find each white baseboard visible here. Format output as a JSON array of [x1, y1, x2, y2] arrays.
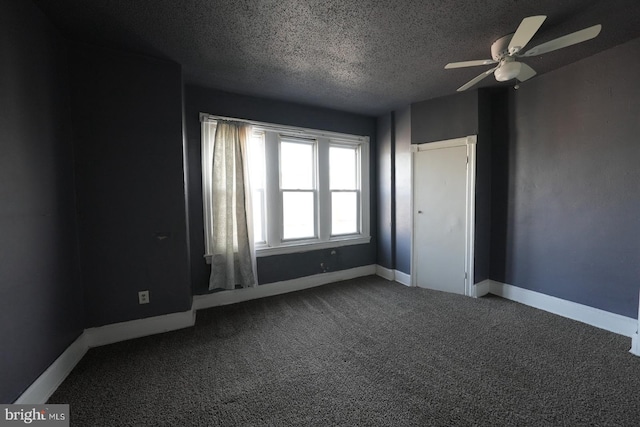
[[17, 273, 638, 404], [631, 333, 640, 356], [15, 266, 379, 403], [15, 310, 196, 404], [394, 270, 411, 287], [194, 264, 377, 310], [14, 334, 89, 404], [84, 309, 196, 348], [374, 265, 412, 287], [473, 279, 491, 298], [631, 292, 640, 356], [489, 280, 637, 338], [375, 265, 395, 281]]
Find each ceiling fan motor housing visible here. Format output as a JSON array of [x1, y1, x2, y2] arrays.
[[492, 33, 523, 81], [491, 33, 515, 61]]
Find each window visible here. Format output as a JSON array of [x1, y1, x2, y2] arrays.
[[202, 114, 370, 257], [280, 138, 316, 240], [330, 144, 359, 236]]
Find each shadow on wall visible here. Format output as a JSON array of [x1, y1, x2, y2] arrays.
[[489, 89, 512, 282]]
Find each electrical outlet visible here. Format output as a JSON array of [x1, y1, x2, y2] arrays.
[[138, 290, 150, 304]]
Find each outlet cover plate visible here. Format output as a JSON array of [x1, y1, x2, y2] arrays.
[[138, 290, 150, 304]]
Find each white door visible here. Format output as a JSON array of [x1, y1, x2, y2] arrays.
[[413, 143, 469, 294]]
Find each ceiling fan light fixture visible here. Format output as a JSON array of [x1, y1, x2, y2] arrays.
[[495, 61, 522, 82]]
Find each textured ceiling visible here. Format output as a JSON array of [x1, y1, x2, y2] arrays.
[[34, 0, 640, 116]]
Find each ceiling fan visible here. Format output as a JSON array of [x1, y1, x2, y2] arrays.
[[445, 16, 602, 91]]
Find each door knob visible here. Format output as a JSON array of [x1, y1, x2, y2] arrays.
[[418, 210, 423, 214]]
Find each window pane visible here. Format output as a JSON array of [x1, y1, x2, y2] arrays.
[[330, 146, 357, 190], [283, 191, 315, 239], [253, 189, 265, 244], [332, 191, 358, 235], [281, 141, 314, 189]]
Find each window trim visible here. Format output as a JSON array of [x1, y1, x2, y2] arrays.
[[249, 130, 267, 245], [200, 113, 371, 258]]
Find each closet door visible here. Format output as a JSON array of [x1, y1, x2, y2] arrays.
[[413, 142, 469, 295]]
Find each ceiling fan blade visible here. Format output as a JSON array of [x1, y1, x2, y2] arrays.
[[508, 15, 547, 54], [522, 24, 602, 57], [445, 59, 497, 69], [457, 66, 498, 92], [517, 63, 536, 82]]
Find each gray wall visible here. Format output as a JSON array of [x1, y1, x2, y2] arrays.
[[376, 113, 395, 269], [411, 91, 478, 144], [68, 44, 191, 327], [492, 37, 640, 318], [376, 37, 639, 317], [394, 106, 412, 274], [184, 86, 377, 293], [0, 1, 83, 403]]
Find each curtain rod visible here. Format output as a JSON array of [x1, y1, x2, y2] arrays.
[[199, 113, 368, 142]]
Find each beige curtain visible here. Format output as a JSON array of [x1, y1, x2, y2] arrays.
[[209, 120, 256, 290]]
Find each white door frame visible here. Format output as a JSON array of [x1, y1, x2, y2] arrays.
[[410, 135, 476, 297]]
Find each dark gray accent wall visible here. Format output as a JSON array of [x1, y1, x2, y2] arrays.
[[376, 113, 395, 269], [411, 91, 478, 144], [491, 37, 640, 318], [68, 44, 191, 327], [488, 90, 511, 288], [0, 1, 83, 403], [394, 106, 412, 275], [474, 89, 500, 283], [184, 86, 377, 293]]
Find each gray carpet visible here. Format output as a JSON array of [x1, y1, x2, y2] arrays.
[[49, 276, 640, 426]]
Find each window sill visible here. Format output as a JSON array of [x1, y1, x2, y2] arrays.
[[255, 236, 371, 257]]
